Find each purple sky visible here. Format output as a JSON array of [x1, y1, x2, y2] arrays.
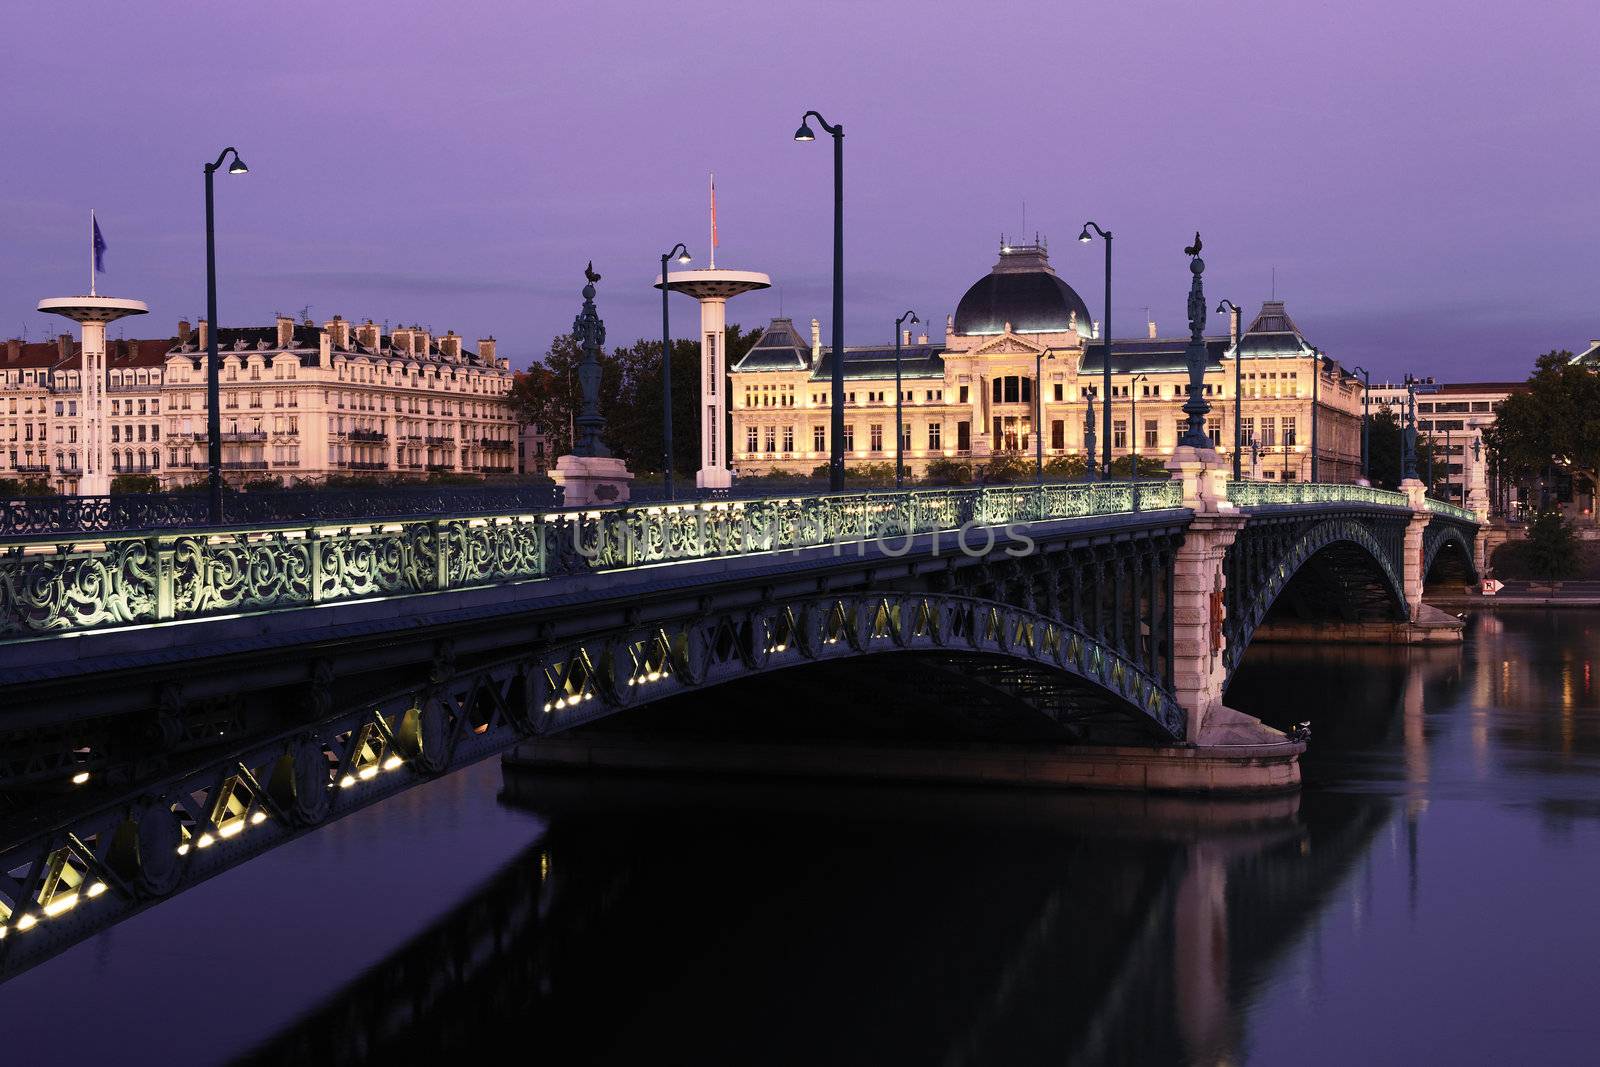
[[4, 1, 1596, 383]]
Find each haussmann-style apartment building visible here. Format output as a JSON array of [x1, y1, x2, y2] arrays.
[[0, 316, 516, 492]]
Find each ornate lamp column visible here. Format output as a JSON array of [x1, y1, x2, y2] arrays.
[[1079, 221, 1113, 478], [551, 263, 634, 506], [1082, 390, 1097, 482], [1352, 365, 1371, 481], [895, 308, 918, 489], [1217, 299, 1243, 480], [1167, 233, 1226, 509], [1402, 375, 1419, 482]]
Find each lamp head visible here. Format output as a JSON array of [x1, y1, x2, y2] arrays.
[[1077, 226, 1092, 243], [794, 121, 816, 142], [677, 250, 692, 265], [227, 155, 249, 175]]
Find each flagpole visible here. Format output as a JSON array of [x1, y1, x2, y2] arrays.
[[89, 209, 96, 296], [709, 172, 716, 269]]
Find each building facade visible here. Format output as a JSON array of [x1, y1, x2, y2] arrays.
[[730, 242, 1364, 483], [1368, 378, 1527, 507], [1, 315, 516, 492]]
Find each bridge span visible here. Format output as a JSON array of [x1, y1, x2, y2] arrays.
[[0, 470, 1478, 979]]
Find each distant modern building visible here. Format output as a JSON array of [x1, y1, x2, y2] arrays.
[[1368, 377, 1529, 506], [1, 315, 517, 492], [730, 240, 1364, 482]]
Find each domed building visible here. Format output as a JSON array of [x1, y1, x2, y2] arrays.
[[728, 238, 1365, 484]]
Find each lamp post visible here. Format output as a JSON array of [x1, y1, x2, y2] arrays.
[[1402, 374, 1419, 482], [795, 110, 846, 492], [1352, 364, 1371, 481], [895, 309, 918, 489], [1308, 345, 1321, 483], [1217, 299, 1243, 480], [1445, 425, 1454, 501], [1128, 372, 1146, 479], [1082, 390, 1097, 482], [203, 146, 248, 525], [1034, 348, 1055, 483], [658, 243, 692, 501], [1078, 222, 1112, 478]]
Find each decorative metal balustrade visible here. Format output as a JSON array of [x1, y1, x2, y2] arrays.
[[1424, 497, 1477, 522], [0, 480, 1181, 641], [1226, 481, 1410, 510]]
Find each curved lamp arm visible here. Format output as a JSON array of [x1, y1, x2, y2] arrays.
[[896, 309, 919, 330], [207, 147, 248, 174], [795, 110, 842, 140], [1078, 221, 1111, 242]]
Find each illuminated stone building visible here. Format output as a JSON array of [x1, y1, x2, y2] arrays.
[[730, 241, 1365, 482], [0, 314, 516, 491]]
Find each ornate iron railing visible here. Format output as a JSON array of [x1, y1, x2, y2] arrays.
[[1225, 481, 1409, 510], [0, 485, 566, 537], [0, 480, 1180, 641], [1424, 497, 1477, 522]]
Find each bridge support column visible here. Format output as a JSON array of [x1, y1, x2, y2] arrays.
[[1401, 479, 1430, 620], [1170, 511, 1244, 744]]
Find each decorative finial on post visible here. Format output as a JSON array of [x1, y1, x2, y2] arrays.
[[572, 262, 610, 459], [550, 262, 634, 506], [1178, 233, 1213, 448]]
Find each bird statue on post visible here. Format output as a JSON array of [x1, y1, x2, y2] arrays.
[[584, 261, 602, 285], [1183, 232, 1203, 258]]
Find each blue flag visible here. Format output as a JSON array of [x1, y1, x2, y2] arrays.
[[93, 216, 107, 274]]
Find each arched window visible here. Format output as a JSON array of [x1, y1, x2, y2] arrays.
[[137, 449, 148, 471], [112, 452, 122, 472]]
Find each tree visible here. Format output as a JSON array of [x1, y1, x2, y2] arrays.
[[979, 452, 1030, 484], [1042, 455, 1086, 480], [1527, 509, 1579, 580], [510, 324, 761, 477], [1108, 455, 1170, 479], [0, 477, 51, 498], [1483, 350, 1600, 508], [110, 474, 161, 494], [924, 457, 973, 485], [1365, 406, 1435, 491]]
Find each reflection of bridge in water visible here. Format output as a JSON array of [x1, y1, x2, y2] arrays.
[[0, 479, 1478, 980], [232, 773, 1394, 1066]]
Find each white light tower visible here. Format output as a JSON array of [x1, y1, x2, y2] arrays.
[[653, 268, 771, 488], [37, 295, 148, 495]]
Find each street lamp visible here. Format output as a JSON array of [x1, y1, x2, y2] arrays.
[[1082, 388, 1097, 482], [1129, 373, 1147, 479], [1352, 364, 1371, 481], [1402, 374, 1419, 482], [1308, 345, 1322, 483], [1034, 348, 1055, 483], [795, 110, 846, 492], [895, 309, 918, 489], [1079, 221, 1112, 478], [1217, 299, 1243, 480], [659, 243, 692, 501], [204, 146, 248, 524]]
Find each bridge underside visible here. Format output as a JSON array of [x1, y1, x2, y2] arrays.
[[1256, 540, 1408, 632]]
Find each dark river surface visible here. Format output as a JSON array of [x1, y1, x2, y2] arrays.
[[6, 608, 1600, 1065]]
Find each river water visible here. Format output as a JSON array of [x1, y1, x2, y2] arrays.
[[5, 609, 1600, 1065]]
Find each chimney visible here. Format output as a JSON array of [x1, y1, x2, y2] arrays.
[[902, 328, 912, 345], [440, 331, 461, 360], [392, 327, 412, 356], [415, 327, 431, 355], [5, 339, 19, 362], [57, 334, 70, 361], [276, 315, 295, 349], [478, 337, 496, 364], [1147, 319, 1158, 339], [358, 319, 380, 351], [917, 332, 928, 345], [810, 318, 821, 360], [319, 330, 332, 367], [324, 315, 351, 350], [178, 320, 192, 345], [945, 313, 954, 337], [198, 319, 209, 352]]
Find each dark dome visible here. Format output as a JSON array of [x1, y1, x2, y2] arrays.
[[953, 244, 1094, 338]]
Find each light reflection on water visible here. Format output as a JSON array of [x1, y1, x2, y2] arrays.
[[5, 610, 1600, 1065]]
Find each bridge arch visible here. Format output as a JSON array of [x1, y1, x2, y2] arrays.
[[1423, 521, 1479, 593], [1224, 513, 1409, 673]]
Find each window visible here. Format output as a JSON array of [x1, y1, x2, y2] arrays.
[[1144, 419, 1159, 449], [1283, 417, 1297, 448], [957, 421, 970, 451], [1242, 417, 1255, 444], [900, 422, 911, 450], [959, 385, 969, 404], [1260, 416, 1277, 447], [843, 424, 855, 451], [782, 425, 794, 452], [1051, 420, 1064, 450], [869, 423, 883, 451], [1113, 419, 1127, 449], [746, 426, 759, 454], [1054, 383, 1064, 402], [763, 426, 776, 453], [928, 423, 942, 449], [1207, 417, 1222, 446], [813, 425, 826, 452]]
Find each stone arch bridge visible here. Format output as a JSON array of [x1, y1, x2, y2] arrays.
[[0, 473, 1478, 979]]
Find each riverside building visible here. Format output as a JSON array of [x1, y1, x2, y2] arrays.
[[0, 315, 516, 492], [729, 240, 1365, 483]]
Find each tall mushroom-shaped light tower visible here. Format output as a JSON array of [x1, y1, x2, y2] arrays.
[[653, 268, 771, 489], [37, 294, 148, 495]]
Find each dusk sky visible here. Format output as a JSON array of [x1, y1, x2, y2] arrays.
[[4, 0, 1595, 383]]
